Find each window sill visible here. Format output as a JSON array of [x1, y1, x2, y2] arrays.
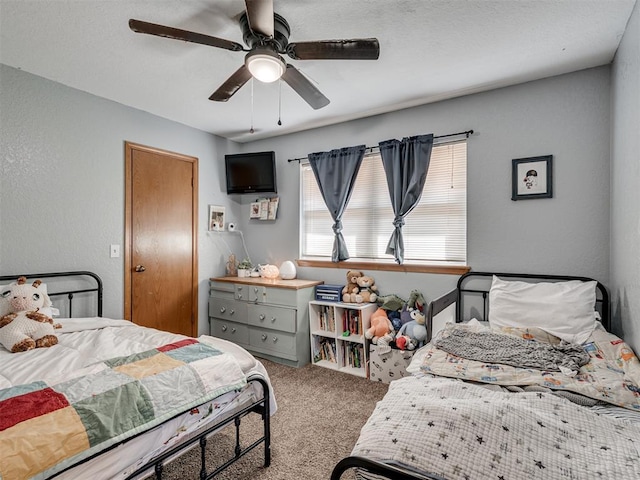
[[295, 259, 470, 275]]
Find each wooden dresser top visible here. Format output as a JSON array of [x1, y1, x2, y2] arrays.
[[211, 276, 324, 290]]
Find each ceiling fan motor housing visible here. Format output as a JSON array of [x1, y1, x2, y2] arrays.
[[239, 12, 291, 52]]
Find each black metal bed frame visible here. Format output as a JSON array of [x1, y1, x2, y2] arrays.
[[428, 271, 610, 335], [331, 271, 610, 480], [0, 271, 271, 479], [0, 270, 104, 317]]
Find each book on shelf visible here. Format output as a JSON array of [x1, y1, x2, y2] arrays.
[[342, 309, 362, 336], [343, 343, 364, 369], [314, 337, 337, 363], [319, 305, 335, 332]]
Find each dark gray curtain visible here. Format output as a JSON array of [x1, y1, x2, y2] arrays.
[[379, 134, 434, 264], [309, 145, 366, 262]]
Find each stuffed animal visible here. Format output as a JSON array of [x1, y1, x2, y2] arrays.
[[365, 308, 394, 354], [394, 334, 417, 351], [377, 293, 406, 331], [342, 270, 363, 302], [397, 307, 427, 349], [377, 293, 406, 312], [353, 275, 378, 303], [399, 304, 414, 327], [399, 290, 427, 327], [0, 277, 60, 353], [407, 290, 426, 313]]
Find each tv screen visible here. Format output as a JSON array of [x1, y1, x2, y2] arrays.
[[225, 151, 277, 194]]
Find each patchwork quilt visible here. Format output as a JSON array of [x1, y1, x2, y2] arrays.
[[0, 338, 247, 480], [352, 376, 640, 480], [412, 321, 640, 410]]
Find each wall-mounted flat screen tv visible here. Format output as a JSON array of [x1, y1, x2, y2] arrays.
[[225, 151, 277, 194]]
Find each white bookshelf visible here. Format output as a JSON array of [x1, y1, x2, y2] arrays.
[[309, 300, 377, 378]]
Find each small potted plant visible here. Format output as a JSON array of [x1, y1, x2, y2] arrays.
[[237, 259, 253, 278]]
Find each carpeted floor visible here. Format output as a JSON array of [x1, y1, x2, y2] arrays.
[[156, 358, 389, 480]]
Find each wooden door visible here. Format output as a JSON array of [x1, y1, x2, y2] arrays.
[[124, 142, 198, 337]]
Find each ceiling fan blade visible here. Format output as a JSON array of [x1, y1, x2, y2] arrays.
[[281, 65, 330, 110], [209, 65, 252, 102], [129, 19, 244, 52], [287, 38, 380, 60], [244, 0, 274, 38]]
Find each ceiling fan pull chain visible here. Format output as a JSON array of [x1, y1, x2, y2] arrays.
[[250, 78, 255, 134], [277, 79, 282, 126]]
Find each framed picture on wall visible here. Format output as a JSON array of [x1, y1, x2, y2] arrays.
[[208, 205, 225, 231], [511, 155, 553, 201]]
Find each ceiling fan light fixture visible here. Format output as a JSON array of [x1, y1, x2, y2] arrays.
[[245, 48, 285, 83]]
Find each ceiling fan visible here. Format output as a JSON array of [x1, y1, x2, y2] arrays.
[[129, 0, 380, 110]]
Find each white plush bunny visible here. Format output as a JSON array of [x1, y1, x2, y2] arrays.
[[0, 277, 60, 353]]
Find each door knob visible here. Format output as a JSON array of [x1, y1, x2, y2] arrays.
[[134, 265, 146, 273]]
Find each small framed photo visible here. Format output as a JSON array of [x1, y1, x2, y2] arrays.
[[208, 205, 225, 231], [250, 202, 262, 219], [511, 155, 553, 201]]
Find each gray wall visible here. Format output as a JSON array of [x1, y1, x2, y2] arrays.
[[238, 67, 612, 305], [611, 0, 640, 353], [0, 64, 242, 335], [0, 62, 618, 341]]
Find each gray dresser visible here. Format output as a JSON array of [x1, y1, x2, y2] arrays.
[[209, 277, 323, 367]]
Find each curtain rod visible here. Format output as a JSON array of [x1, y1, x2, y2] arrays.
[[287, 129, 474, 163]]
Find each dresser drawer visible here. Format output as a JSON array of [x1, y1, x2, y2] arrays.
[[208, 296, 247, 323], [247, 304, 296, 333], [234, 284, 249, 301], [209, 281, 235, 294], [247, 285, 299, 306], [249, 328, 296, 356], [211, 321, 249, 344]]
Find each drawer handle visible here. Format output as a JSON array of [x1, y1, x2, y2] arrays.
[[230, 309, 235, 315], [221, 325, 227, 332], [237, 294, 243, 299], [272, 336, 278, 343], [261, 334, 267, 341], [271, 317, 276, 323], [254, 287, 259, 293], [231, 328, 236, 333], [220, 307, 226, 313], [259, 314, 266, 321]]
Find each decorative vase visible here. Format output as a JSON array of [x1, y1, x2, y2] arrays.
[[237, 268, 249, 278], [279, 260, 297, 279]]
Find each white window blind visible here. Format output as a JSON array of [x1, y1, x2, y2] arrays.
[[300, 140, 467, 263]]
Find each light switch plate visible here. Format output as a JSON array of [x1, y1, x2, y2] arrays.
[[110, 244, 120, 258]]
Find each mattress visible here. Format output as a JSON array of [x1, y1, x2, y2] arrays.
[[0, 317, 276, 480]]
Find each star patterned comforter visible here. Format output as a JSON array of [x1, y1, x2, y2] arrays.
[[349, 321, 640, 479], [352, 375, 640, 479]]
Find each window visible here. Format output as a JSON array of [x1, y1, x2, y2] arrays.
[[300, 140, 467, 264]]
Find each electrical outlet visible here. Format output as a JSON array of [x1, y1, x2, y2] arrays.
[[110, 244, 120, 258]]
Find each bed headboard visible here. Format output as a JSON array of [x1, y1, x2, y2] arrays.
[[0, 271, 103, 318], [452, 271, 610, 331]]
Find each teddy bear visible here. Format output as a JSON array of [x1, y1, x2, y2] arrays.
[[353, 275, 378, 303], [365, 308, 394, 354], [342, 270, 363, 303], [0, 277, 60, 353], [397, 307, 427, 349]]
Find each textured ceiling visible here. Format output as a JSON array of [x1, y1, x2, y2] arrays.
[[0, 0, 636, 143]]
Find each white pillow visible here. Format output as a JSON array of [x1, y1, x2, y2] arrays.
[[488, 275, 598, 344]]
